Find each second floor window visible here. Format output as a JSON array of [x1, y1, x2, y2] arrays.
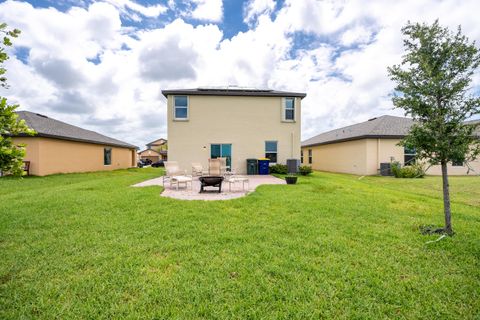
[[265, 141, 278, 163], [174, 96, 188, 120], [284, 97, 295, 121]]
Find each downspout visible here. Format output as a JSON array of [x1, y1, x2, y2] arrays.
[[291, 132, 293, 158], [377, 138, 380, 174]]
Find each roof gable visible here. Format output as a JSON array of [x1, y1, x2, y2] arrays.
[[138, 148, 161, 155], [146, 138, 167, 146]]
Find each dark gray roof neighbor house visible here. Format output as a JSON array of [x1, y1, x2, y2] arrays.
[[300, 115, 480, 176], [16, 111, 137, 149], [302, 115, 479, 147], [12, 111, 138, 176], [302, 115, 414, 147]]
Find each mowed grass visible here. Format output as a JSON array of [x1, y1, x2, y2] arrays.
[[0, 168, 479, 319]]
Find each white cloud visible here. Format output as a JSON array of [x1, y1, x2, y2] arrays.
[[188, 0, 223, 22], [104, 0, 167, 19], [0, 0, 480, 149], [339, 25, 375, 46], [243, 0, 276, 25]]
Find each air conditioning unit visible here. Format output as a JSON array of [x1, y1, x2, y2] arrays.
[[380, 163, 392, 176], [287, 159, 300, 174]]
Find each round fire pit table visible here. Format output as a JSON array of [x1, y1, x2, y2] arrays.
[[199, 176, 224, 193]]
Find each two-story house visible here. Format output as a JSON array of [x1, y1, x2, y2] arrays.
[[162, 87, 307, 174]]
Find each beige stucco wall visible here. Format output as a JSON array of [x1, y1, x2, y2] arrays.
[[13, 137, 136, 176], [365, 138, 405, 175], [301, 139, 368, 175], [167, 95, 301, 174], [302, 138, 480, 176]]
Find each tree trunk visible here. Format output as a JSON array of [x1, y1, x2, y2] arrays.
[[441, 161, 453, 235]]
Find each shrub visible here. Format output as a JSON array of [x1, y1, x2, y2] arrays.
[[391, 161, 425, 178], [299, 165, 313, 176], [391, 161, 402, 177], [269, 164, 288, 174]]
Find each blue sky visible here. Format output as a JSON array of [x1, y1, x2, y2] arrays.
[[0, 0, 479, 147]]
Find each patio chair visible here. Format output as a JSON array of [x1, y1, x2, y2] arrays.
[[163, 161, 186, 186], [192, 163, 208, 176], [208, 158, 221, 176], [218, 157, 228, 174]]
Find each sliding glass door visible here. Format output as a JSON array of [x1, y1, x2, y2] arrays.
[[211, 144, 232, 169]]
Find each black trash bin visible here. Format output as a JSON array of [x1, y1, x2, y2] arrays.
[[246, 159, 258, 175]]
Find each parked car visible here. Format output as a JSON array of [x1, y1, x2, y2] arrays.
[[151, 160, 164, 167], [137, 161, 144, 168], [143, 158, 153, 165]]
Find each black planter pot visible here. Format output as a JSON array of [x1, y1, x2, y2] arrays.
[[285, 176, 298, 184]]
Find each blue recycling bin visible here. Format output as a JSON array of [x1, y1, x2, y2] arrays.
[[258, 159, 270, 175]]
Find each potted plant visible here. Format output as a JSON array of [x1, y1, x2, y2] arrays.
[[285, 174, 298, 184]]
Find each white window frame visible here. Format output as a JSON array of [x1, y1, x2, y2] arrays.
[[265, 141, 278, 164], [173, 95, 189, 121], [282, 97, 295, 122], [308, 149, 312, 164]]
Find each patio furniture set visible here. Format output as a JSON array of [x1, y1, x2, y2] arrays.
[[163, 159, 249, 193]]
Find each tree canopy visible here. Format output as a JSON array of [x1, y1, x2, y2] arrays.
[[388, 20, 480, 235], [0, 23, 35, 177]]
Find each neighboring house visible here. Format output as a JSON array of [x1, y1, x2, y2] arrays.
[[145, 138, 168, 160], [162, 87, 306, 174], [13, 111, 137, 176], [301, 115, 480, 176], [138, 148, 162, 163]]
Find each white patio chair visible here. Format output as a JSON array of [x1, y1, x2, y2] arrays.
[[163, 161, 186, 186], [192, 163, 208, 176], [218, 157, 228, 174]]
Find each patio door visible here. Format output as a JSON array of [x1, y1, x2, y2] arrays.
[[211, 144, 232, 170]]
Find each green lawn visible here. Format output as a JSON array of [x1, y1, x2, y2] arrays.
[[0, 168, 479, 319]]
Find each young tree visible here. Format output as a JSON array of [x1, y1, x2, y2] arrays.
[[388, 20, 480, 235], [0, 23, 35, 177]]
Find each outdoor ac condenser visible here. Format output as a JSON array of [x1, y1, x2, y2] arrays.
[[287, 159, 300, 174]]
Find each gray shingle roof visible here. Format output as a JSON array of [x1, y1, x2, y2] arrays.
[[302, 115, 414, 147], [15, 111, 137, 149], [161, 87, 307, 99], [302, 115, 480, 147]]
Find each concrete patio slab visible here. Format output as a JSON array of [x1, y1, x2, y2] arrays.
[[132, 175, 285, 200]]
